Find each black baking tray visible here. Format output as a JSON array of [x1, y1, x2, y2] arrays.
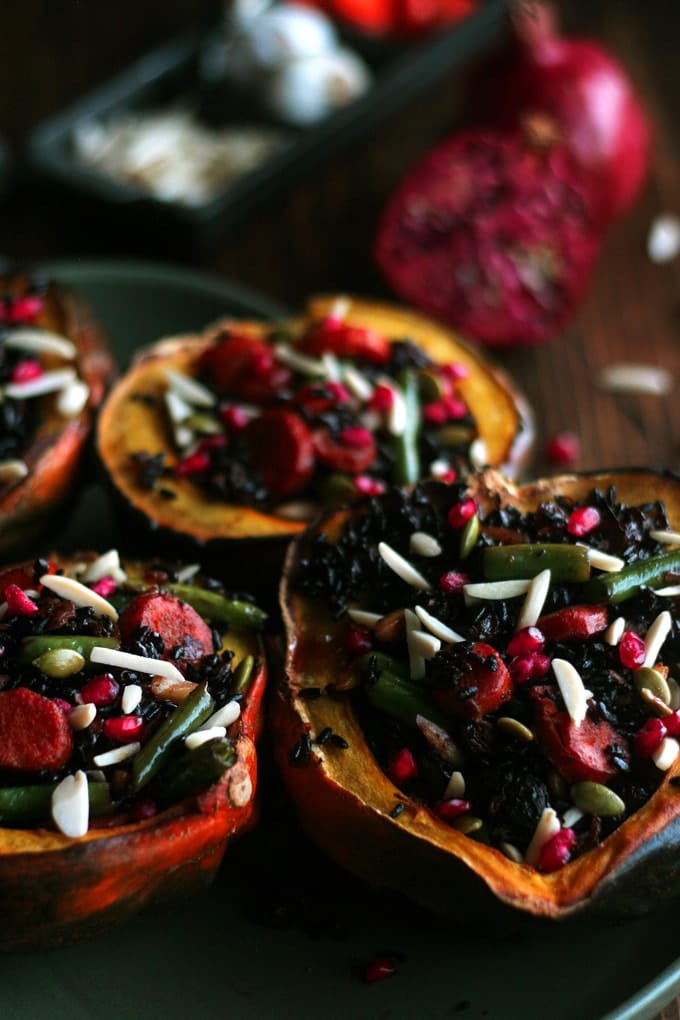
[[26, 1, 507, 254]]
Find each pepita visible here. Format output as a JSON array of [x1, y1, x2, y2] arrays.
[[634, 666, 671, 705], [571, 781, 625, 817], [459, 513, 480, 560], [451, 815, 484, 835], [33, 648, 86, 679], [497, 717, 534, 742]]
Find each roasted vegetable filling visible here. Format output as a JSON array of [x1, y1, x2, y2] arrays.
[[296, 481, 680, 871], [131, 304, 479, 514], [0, 552, 265, 835]]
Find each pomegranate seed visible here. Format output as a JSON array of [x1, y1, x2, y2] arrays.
[[447, 498, 477, 529], [369, 383, 394, 412], [90, 576, 117, 598], [7, 294, 44, 323], [220, 405, 249, 431], [634, 717, 667, 757], [325, 381, 350, 402], [437, 469, 458, 484], [387, 748, 418, 785], [346, 625, 372, 655], [536, 828, 577, 872], [439, 570, 469, 593], [619, 631, 646, 669], [130, 798, 157, 821], [52, 698, 72, 715], [507, 626, 545, 656], [103, 715, 145, 743], [5, 584, 38, 616], [442, 395, 467, 420], [80, 673, 120, 707], [354, 476, 385, 497], [509, 653, 551, 684], [196, 435, 228, 453], [440, 362, 469, 381], [11, 358, 43, 384], [363, 956, 398, 984], [423, 401, 449, 426], [545, 431, 580, 467], [175, 450, 211, 476], [338, 426, 373, 448], [664, 711, 680, 736], [567, 506, 601, 537], [435, 798, 471, 822]]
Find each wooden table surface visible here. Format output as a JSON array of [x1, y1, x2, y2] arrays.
[[1, 1, 680, 1016]]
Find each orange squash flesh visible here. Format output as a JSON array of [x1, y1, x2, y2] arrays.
[[272, 469, 680, 922], [96, 296, 533, 555], [0, 274, 115, 558], [0, 554, 266, 951]]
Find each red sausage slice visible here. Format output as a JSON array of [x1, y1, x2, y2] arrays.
[[537, 605, 609, 642], [0, 688, 73, 772], [119, 592, 214, 661], [434, 641, 513, 721], [244, 409, 316, 499]]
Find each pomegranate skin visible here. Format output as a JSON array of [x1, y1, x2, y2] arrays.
[[374, 130, 601, 348]]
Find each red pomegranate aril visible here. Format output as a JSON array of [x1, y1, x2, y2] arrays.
[[369, 383, 394, 412], [130, 798, 158, 822], [338, 426, 373, 449], [435, 798, 471, 822], [346, 625, 372, 655], [219, 405, 249, 431], [8, 294, 44, 323], [441, 362, 469, 382], [363, 956, 398, 984], [11, 359, 43, 384], [387, 747, 418, 785], [423, 401, 449, 426], [5, 584, 38, 616], [619, 631, 646, 669], [175, 450, 211, 476], [509, 652, 551, 684], [634, 717, 667, 757], [567, 506, 601, 537], [354, 476, 385, 497], [536, 828, 577, 873], [437, 469, 458, 484], [448, 498, 477, 529], [439, 570, 469, 593], [80, 674, 120, 707], [664, 711, 680, 737], [545, 432, 581, 467], [443, 395, 467, 420], [103, 715, 145, 744], [90, 576, 117, 598], [507, 626, 545, 657]]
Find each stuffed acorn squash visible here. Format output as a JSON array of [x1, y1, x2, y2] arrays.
[[0, 550, 266, 950], [96, 296, 532, 578], [0, 269, 114, 557], [273, 469, 680, 922]]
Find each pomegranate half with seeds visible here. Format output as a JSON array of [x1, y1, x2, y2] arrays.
[[272, 468, 680, 922], [0, 550, 267, 950]]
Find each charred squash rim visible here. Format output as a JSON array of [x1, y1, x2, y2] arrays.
[[272, 468, 680, 923], [0, 275, 115, 558], [0, 553, 267, 951], [96, 295, 533, 551]]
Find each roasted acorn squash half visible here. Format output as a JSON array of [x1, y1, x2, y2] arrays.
[[0, 551, 266, 950], [272, 468, 680, 922], [0, 270, 115, 558], [96, 296, 532, 583]]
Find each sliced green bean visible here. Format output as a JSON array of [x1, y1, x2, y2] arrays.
[[167, 584, 267, 630], [392, 369, 420, 485], [0, 781, 113, 825], [233, 655, 255, 695], [357, 651, 410, 681], [483, 544, 591, 583], [152, 738, 237, 807], [131, 681, 213, 793], [366, 670, 449, 729], [584, 549, 680, 604], [20, 635, 117, 666]]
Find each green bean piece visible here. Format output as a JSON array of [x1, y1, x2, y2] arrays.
[[233, 655, 255, 695], [152, 738, 237, 807], [366, 671, 449, 729], [20, 635, 118, 666], [483, 544, 591, 583], [357, 651, 410, 681], [392, 369, 421, 485], [167, 584, 267, 630], [460, 513, 480, 560], [0, 781, 113, 825], [131, 681, 214, 793], [584, 549, 680, 604]]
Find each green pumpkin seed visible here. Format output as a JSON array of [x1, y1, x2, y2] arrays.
[[497, 717, 534, 742], [634, 666, 671, 705], [32, 648, 86, 679], [184, 413, 222, 435], [452, 815, 484, 835], [459, 513, 480, 560], [320, 473, 356, 505], [571, 781, 625, 817], [418, 369, 447, 402], [437, 424, 475, 447]]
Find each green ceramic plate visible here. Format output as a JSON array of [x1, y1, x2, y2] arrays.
[[2, 260, 680, 1020]]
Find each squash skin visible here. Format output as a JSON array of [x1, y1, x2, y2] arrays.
[[272, 468, 680, 923], [0, 554, 267, 951], [96, 297, 533, 581], [0, 275, 115, 559]]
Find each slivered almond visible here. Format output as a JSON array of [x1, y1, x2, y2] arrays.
[[204, 701, 241, 729], [516, 569, 551, 630], [643, 610, 672, 668], [605, 616, 626, 645], [121, 684, 143, 714], [166, 368, 215, 406], [443, 771, 465, 799], [463, 579, 531, 602], [654, 585, 680, 597], [525, 807, 560, 867], [652, 736, 680, 771], [321, 352, 341, 382], [378, 542, 431, 590], [57, 379, 90, 417], [409, 531, 442, 557], [649, 529, 680, 546], [273, 342, 325, 376], [165, 389, 192, 423], [580, 545, 625, 572], [410, 629, 441, 659], [40, 573, 118, 620], [81, 549, 127, 584], [90, 646, 186, 685], [552, 658, 591, 726], [51, 770, 89, 838], [468, 438, 488, 469], [185, 726, 227, 750], [347, 608, 383, 629], [598, 363, 672, 397], [92, 743, 140, 767], [414, 604, 465, 644], [4, 368, 76, 399], [68, 703, 97, 730], [5, 327, 77, 359], [342, 365, 373, 401]]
